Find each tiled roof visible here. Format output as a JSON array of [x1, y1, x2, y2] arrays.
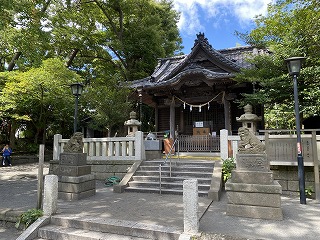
[[132, 33, 259, 89]]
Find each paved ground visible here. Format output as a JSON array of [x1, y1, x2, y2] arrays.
[[1, 163, 320, 240]]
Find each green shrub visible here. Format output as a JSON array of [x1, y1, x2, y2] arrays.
[[222, 157, 236, 182], [15, 208, 43, 230], [305, 186, 314, 197]]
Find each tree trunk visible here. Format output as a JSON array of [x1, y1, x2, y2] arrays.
[[9, 120, 18, 149]]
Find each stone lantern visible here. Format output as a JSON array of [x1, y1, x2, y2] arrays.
[[124, 111, 141, 136], [236, 104, 262, 134]]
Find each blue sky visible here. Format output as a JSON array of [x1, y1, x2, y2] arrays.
[[172, 0, 274, 53]]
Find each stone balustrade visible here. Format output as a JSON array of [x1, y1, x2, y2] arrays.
[[53, 131, 145, 161]]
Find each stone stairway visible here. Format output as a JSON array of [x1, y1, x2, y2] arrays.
[[34, 215, 181, 240], [125, 159, 215, 196]]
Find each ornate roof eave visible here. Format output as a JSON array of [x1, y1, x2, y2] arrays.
[[131, 77, 152, 89], [136, 68, 235, 91], [163, 34, 241, 81]]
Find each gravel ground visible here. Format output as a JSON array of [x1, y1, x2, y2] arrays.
[[0, 162, 49, 180], [0, 163, 49, 240], [196, 233, 251, 240]]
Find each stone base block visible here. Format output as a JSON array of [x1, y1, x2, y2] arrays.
[[231, 170, 274, 184], [144, 140, 161, 150], [60, 153, 87, 166], [59, 174, 95, 183], [145, 150, 162, 160], [226, 204, 283, 220], [236, 154, 269, 172], [59, 179, 95, 193], [58, 173, 96, 201], [226, 191, 281, 208], [58, 189, 96, 201], [225, 181, 282, 194], [59, 165, 91, 177]]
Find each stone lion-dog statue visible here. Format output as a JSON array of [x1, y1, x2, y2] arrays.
[[238, 127, 266, 154], [63, 132, 84, 153]]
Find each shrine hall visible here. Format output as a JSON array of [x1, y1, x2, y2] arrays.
[[131, 33, 264, 152]]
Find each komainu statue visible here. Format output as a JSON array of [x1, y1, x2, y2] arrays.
[[63, 132, 84, 153], [238, 127, 266, 154]]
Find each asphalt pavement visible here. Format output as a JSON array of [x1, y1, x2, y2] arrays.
[[1, 163, 320, 240]]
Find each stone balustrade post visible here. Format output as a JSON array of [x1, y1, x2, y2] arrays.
[[43, 175, 58, 216], [53, 134, 62, 160], [220, 129, 229, 160], [135, 131, 146, 160], [183, 179, 199, 235]]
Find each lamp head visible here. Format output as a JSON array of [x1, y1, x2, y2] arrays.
[[70, 83, 84, 96], [285, 57, 306, 76]]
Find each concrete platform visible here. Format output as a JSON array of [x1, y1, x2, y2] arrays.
[[1, 163, 320, 240]]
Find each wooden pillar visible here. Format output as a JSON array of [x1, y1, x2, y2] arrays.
[[170, 98, 175, 139], [223, 98, 231, 134], [179, 107, 184, 134], [155, 105, 159, 132]]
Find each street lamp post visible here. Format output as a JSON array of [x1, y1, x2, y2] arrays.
[[70, 83, 84, 133], [285, 56, 306, 204], [138, 88, 143, 122]]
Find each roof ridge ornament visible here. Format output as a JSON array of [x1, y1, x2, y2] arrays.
[[194, 32, 211, 48]]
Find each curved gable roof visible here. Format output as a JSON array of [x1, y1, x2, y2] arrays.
[[132, 33, 256, 90]]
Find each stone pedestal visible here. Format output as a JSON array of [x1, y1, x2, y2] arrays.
[[58, 152, 96, 201], [226, 154, 283, 220], [144, 140, 162, 160]]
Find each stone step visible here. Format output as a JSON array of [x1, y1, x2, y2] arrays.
[[142, 160, 215, 167], [125, 159, 215, 196], [38, 225, 150, 240], [134, 170, 213, 178], [132, 175, 212, 184], [125, 186, 209, 197], [41, 215, 181, 240], [128, 181, 211, 191], [140, 165, 214, 172]]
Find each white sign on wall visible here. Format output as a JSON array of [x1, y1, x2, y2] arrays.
[[195, 122, 203, 128]]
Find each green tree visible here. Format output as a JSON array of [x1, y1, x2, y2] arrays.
[[0, 58, 82, 144], [236, 0, 320, 128], [82, 72, 132, 137], [0, 0, 182, 77], [0, 0, 182, 137]]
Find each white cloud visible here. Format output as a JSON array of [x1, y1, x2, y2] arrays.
[[173, 0, 273, 36]]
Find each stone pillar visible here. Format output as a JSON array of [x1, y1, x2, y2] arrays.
[[183, 179, 199, 235], [43, 175, 58, 216], [58, 152, 96, 201]]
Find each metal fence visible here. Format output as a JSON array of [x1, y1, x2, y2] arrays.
[[178, 135, 220, 152]]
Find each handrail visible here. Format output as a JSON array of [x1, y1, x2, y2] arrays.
[[159, 137, 180, 194]]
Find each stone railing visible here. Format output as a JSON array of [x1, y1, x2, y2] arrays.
[[53, 131, 145, 161]]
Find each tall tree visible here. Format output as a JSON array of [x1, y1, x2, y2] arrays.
[[48, 0, 182, 80], [235, 0, 320, 128]]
